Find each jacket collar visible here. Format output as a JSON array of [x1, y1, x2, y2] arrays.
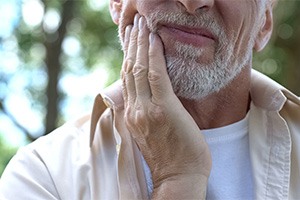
[[100, 80, 124, 110], [250, 70, 300, 111], [89, 80, 123, 146], [251, 70, 284, 111]]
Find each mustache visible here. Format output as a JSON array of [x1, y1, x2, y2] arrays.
[[118, 10, 227, 51], [145, 11, 226, 42]]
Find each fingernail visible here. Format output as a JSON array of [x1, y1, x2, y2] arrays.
[[134, 13, 140, 27], [139, 17, 144, 30], [149, 33, 155, 44], [125, 25, 132, 39]]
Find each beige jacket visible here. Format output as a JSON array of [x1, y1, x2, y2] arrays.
[[1, 70, 300, 200]]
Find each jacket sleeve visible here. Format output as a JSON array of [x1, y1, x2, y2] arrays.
[[0, 147, 60, 200]]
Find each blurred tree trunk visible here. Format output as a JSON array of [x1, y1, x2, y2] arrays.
[[44, 0, 76, 135]]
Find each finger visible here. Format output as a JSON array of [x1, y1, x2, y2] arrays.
[[122, 25, 133, 104], [125, 13, 140, 104], [148, 33, 174, 102], [121, 70, 128, 105], [123, 25, 133, 59], [133, 16, 151, 101]]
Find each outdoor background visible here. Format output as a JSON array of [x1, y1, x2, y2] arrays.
[[0, 0, 299, 176]]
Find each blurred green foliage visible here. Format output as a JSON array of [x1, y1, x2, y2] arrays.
[[0, 135, 17, 176], [254, 0, 300, 95]]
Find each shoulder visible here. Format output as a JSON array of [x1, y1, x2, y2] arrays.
[[0, 112, 113, 199], [32, 114, 92, 152]]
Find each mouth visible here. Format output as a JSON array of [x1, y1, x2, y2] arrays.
[[158, 23, 216, 47]]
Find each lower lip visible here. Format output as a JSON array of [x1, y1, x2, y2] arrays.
[[159, 26, 214, 47]]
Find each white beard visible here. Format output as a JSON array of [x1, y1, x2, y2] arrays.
[[165, 40, 252, 100], [146, 12, 256, 100]]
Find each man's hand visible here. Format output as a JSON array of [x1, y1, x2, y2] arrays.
[[121, 13, 212, 199]]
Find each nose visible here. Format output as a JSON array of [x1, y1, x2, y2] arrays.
[[175, 0, 214, 14]]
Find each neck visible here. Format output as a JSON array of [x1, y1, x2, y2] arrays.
[[179, 66, 251, 130]]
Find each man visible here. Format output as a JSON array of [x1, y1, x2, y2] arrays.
[[1, 0, 300, 199]]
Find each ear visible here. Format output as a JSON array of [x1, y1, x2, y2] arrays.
[[109, 0, 122, 25], [253, 6, 274, 52]]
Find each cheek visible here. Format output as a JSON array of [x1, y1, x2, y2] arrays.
[[136, 0, 171, 17], [119, 0, 161, 43], [220, 9, 258, 55], [118, 1, 137, 42], [120, 1, 137, 26]]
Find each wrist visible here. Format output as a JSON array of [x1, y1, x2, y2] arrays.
[[151, 174, 208, 200]]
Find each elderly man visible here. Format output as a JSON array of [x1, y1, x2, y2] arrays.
[[1, 0, 300, 199]]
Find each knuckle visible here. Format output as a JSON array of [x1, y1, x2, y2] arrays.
[[137, 35, 146, 46], [125, 105, 148, 133], [148, 71, 161, 83], [147, 105, 167, 124], [133, 63, 147, 78], [124, 107, 134, 125], [125, 58, 135, 72], [135, 110, 147, 126]]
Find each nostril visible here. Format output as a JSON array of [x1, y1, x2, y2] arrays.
[[175, 0, 213, 14]]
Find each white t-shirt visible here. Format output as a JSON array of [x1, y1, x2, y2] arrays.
[[142, 114, 253, 199]]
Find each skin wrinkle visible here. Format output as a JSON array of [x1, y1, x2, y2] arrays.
[[114, 0, 273, 130], [121, 10, 260, 100]]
